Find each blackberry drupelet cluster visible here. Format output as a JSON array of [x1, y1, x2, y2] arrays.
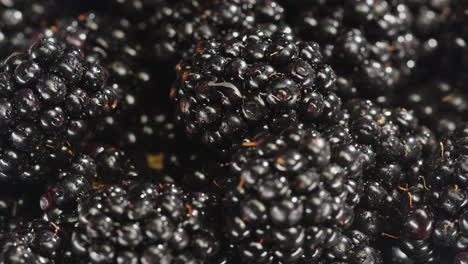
[[342, 98, 439, 261], [171, 30, 340, 151], [0, 0, 98, 58], [220, 127, 382, 263], [380, 124, 468, 263], [0, 219, 67, 263], [406, 123, 468, 263], [67, 182, 221, 264], [45, 12, 154, 111], [0, 0, 58, 58], [147, 0, 286, 64], [41, 145, 140, 223], [0, 37, 116, 184], [288, 0, 419, 99]]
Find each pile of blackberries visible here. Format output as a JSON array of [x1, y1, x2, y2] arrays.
[[0, 0, 467, 263]]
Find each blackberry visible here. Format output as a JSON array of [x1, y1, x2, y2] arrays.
[[67, 182, 222, 263], [0, 37, 116, 185], [412, 124, 468, 261], [220, 127, 382, 263], [0, 0, 98, 58], [338, 98, 442, 262], [147, 0, 286, 64], [43, 12, 154, 111], [0, 1, 59, 58], [0, 219, 67, 263], [372, 123, 468, 262], [287, 0, 419, 99], [143, 0, 289, 101], [171, 30, 340, 151], [346, 99, 437, 213], [41, 145, 140, 223]]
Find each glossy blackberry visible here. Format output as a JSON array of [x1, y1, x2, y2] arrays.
[[339, 98, 442, 262], [0, 37, 117, 185], [0, 219, 67, 263], [288, 0, 418, 99], [379, 124, 468, 262], [0, 1, 60, 58], [40, 145, 141, 224], [171, 30, 341, 150], [0, 0, 99, 59], [42, 12, 154, 111], [346, 99, 437, 208], [147, 0, 286, 64], [220, 127, 376, 263], [67, 182, 221, 263]]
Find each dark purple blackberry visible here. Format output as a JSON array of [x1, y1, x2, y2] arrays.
[[0, 1, 59, 58], [171, 30, 341, 151], [0, 37, 117, 185], [42, 12, 154, 111], [419, 124, 468, 262], [40, 145, 141, 223], [66, 182, 222, 263], [219, 127, 382, 263], [346, 99, 437, 212], [370, 123, 468, 262], [0, 0, 99, 59], [0, 219, 67, 263], [144, 0, 290, 101], [287, 0, 419, 99], [147, 0, 286, 64], [338, 98, 443, 262]]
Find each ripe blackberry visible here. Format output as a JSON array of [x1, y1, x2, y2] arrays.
[[346, 99, 437, 212], [288, 0, 418, 99], [43, 12, 154, 111], [41, 145, 140, 223], [372, 123, 468, 262], [0, 0, 98, 58], [0, 219, 67, 263], [0, 1, 58, 58], [219, 127, 382, 263], [171, 30, 340, 150], [147, 0, 286, 64], [67, 182, 222, 263], [339, 98, 442, 262], [0, 37, 116, 185]]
